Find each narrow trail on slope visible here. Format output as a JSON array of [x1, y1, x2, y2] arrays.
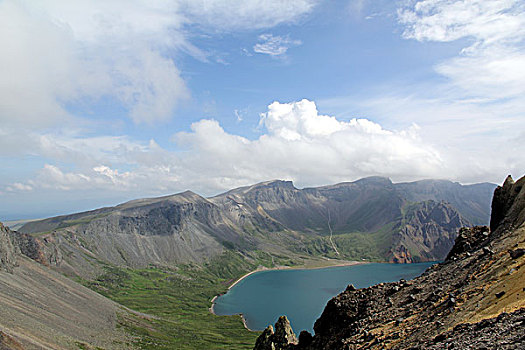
[[326, 209, 340, 256]]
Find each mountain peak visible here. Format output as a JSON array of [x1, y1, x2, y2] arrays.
[[490, 174, 525, 232], [354, 176, 393, 185], [503, 174, 515, 187], [254, 179, 295, 189], [120, 190, 206, 208], [220, 179, 296, 197]]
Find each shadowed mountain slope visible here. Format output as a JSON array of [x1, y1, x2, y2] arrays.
[[254, 175, 524, 349]]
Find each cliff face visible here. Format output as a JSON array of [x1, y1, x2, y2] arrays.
[[388, 201, 470, 263], [395, 180, 495, 225], [254, 175, 525, 350], [490, 175, 525, 232]]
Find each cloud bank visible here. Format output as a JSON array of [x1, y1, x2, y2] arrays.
[[5, 99, 447, 196]]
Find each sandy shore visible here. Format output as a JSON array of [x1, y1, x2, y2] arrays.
[[209, 258, 365, 330], [227, 259, 364, 291]]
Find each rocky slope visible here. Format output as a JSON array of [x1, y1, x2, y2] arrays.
[[19, 191, 233, 277], [254, 175, 525, 349], [0, 223, 140, 349], [17, 178, 494, 277], [388, 200, 470, 263], [395, 179, 495, 225]]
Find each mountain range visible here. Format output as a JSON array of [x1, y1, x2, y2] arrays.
[[16, 177, 495, 278]]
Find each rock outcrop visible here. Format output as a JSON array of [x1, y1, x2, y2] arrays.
[[491, 175, 525, 231], [254, 316, 298, 350], [420, 308, 525, 349], [389, 200, 470, 263], [253, 175, 525, 349], [0, 222, 19, 273]]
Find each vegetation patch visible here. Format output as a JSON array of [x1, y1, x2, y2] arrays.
[[82, 252, 266, 349], [298, 224, 396, 261]]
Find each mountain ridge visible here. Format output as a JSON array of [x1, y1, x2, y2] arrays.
[[16, 177, 495, 278], [17, 177, 494, 229]]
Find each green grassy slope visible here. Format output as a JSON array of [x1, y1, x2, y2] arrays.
[[79, 251, 300, 349], [295, 223, 396, 261]]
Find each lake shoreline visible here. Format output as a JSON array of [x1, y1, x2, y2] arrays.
[[209, 259, 365, 331]]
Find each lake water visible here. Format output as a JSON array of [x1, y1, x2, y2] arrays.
[[213, 262, 435, 334]]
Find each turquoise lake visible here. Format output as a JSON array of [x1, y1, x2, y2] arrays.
[[213, 262, 435, 334]]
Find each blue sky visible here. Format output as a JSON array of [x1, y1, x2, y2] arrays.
[[1, 0, 524, 219]]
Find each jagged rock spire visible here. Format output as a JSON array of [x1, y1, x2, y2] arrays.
[[253, 316, 297, 350], [490, 175, 525, 232]]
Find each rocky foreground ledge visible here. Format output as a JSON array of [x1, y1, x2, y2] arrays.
[[254, 175, 525, 350]]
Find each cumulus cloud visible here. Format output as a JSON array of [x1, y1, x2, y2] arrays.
[[398, 0, 525, 99], [2, 132, 182, 193], [253, 34, 302, 56], [320, 91, 525, 183], [6, 99, 449, 197], [176, 99, 443, 186]]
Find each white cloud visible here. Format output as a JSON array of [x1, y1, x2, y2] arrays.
[[398, 0, 525, 99], [37, 165, 92, 191], [114, 49, 189, 124], [6, 183, 33, 192], [176, 99, 443, 186], [0, 0, 316, 127], [320, 92, 525, 183], [253, 34, 302, 56], [6, 98, 523, 200], [179, 0, 318, 30], [5, 99, 448, 196], [234, 109, 244, 122], [4, 134, 181, 193], [35, 164, 139, 191], [0, 0, 190, 126]]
